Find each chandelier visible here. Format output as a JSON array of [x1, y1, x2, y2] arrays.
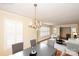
[[29, 4, 42, 31]]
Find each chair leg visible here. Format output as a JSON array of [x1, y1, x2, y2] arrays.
[[78, 52, 79, 56]]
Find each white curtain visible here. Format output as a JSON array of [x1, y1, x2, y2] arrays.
[[4, 19, 23, 49]]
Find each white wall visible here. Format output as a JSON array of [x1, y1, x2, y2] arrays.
[[0, 10, 37, 56]]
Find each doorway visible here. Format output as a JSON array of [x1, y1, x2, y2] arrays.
[[60, 27, 71, 40]]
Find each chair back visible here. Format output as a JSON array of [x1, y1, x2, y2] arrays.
[[47, 40, 55, 48], [12, 42, 23, 54], [30, 39, 36, 47]]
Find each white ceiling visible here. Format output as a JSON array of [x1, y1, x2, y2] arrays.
[[0, 3, 79, 25]]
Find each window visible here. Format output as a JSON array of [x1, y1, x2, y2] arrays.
[[4, 19, 23, 49], [39, 26, 50, 38]]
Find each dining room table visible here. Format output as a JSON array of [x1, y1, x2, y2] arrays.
[[12, 43, 56, 56]]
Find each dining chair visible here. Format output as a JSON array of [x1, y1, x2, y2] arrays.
[[12, 42, 23, 54], [47, 40, 55, 48], [63, 48, 78, 56], [56, 48, 78, 56], [55, 49, 62, 56], [54, 42, 66, 56], [30, 39, 36, 47]]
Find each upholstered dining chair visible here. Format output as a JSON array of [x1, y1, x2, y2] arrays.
[[55, 47, 78, 56], [47, 40, 55, 48], [63, 48, 78, 56], [12, 42, 23, 54], [30, 39, 36, 47]]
